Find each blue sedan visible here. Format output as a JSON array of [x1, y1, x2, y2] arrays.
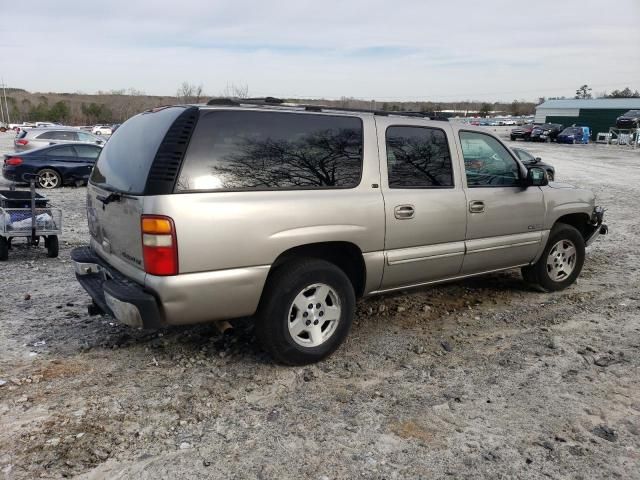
[[2, 143, 102, 189]]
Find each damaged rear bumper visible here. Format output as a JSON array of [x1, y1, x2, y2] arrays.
[[586, 206, 608, 246], [71, 246, 164, 329]]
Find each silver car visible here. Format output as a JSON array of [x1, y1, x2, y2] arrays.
[[72, 101, 607, 365], [14, 128, 105, 151]]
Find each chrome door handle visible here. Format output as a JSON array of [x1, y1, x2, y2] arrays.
[[469, 201, 485, 213], [394, 205, 415, 219]]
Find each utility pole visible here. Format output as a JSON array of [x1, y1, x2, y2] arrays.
[[0, 80, 5, 125], [2, 79, 10, 125]]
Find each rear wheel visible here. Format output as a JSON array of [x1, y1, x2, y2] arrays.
[[522, 223, 585, 292], [38, 169, 62, 189], [45, 235, 59, 258], [256, 258, 355, 365], [0, 237, 8, 261]]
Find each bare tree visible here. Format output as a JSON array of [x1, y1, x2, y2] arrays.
[[177, 82, 205, 103], [220, 83, 249, 99]]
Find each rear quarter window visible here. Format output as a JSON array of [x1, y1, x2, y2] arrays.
[[89, 107, 186, 194], [175, 110, 363, 192]]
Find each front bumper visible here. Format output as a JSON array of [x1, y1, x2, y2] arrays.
[[586, 206, 608, 246], [71, 246, 164, 329]]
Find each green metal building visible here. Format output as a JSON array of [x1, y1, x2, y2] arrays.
[[535, 98, 640, 138]]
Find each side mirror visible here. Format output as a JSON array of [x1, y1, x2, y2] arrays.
[[526, 166, 548, 187]]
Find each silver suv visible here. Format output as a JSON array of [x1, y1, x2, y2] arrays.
[[15, 128, 105, 151], [72, 101, 607, 365]]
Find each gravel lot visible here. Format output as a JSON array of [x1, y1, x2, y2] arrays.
[[0, 129, 638, 479]]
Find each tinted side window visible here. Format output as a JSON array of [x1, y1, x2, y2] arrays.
[[460, 131, 520, 187], [78, 132, 97, 142], [37, 131, 56, 140], [386, 126, 453, 188], [49, 146, 76, 157], [50, 131, 78, 141], [176, 111, 363, 191], [75, 145, 101, 160], [90, 106, 186, 194]]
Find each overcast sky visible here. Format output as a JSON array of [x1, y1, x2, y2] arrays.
[[0, 0, 638, 101]]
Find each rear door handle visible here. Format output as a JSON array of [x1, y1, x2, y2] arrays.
[[469, 201, 485, 213], [394, 204, 415, 219]]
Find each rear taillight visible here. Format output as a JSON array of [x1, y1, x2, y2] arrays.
[[16, 139, 28, 146], [141, 215, 178, 276], [5, 157, 23, 166]]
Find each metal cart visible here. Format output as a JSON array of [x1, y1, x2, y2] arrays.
[[0, 174, 62, 260]]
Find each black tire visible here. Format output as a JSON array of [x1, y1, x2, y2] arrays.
[[255, 258, 356, 365], [521, 223, 585, 292], [510, 136, 516, 141], [0, 237, 8, 261], [37, 169, 62, 189], [46, 235, 59, 258], [547, 170, 554, 181]]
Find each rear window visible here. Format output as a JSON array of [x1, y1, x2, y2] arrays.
[[89, 107, 186, 194], [175, 110, 363, 192]]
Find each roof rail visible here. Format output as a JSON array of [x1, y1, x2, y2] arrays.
[[205, 98, 449, 121], [206, 98, 240, 106]]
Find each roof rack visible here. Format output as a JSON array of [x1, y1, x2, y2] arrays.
[[205, 97, 449, 121]]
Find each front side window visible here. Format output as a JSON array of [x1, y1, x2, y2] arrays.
[[460, 131, 520, 187], [78, 132, 98, 142], [386, 126, 453, 188], [176, 111, 363, 191], [74, 145, 101, 160]]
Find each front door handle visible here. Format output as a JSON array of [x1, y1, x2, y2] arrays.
[[394, 204, 415, 219], [469, 201, 485, 213]]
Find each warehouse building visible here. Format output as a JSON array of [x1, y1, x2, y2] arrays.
[[535, 98, 640, 138]]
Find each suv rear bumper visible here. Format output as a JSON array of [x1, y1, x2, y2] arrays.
[[71, 246, 164, 329]]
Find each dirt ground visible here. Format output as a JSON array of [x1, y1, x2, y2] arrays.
[[0, 130, 638, 479]]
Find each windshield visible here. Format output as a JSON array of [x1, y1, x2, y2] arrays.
[[561, 127, 581, 135], [89, 106, 185, 194]]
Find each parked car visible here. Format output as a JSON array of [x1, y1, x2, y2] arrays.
[[71, 103, 607, 365], [530, 123, 564, 142], [615, 110, 640, 129], [2, 143, 102, 189], [14, 128, 105, 151], [92, 125, 113, 135], [510, 124, 536, 141], [111, 123, 122, 133], [556, 126, 590, 144], [512, 147, 556, 181]]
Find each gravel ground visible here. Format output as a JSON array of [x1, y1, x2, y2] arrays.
[[0, 129, 639, 479]]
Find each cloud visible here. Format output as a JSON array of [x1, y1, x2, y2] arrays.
[[0, 0, 638, 101]]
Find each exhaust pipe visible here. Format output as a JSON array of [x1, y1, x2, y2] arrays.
[[213, 320, 233, 335]]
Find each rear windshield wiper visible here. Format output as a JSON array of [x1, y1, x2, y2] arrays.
[[96, 192, 122, 205]]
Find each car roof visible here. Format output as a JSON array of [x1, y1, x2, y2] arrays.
[[23, 142, 103, 155]]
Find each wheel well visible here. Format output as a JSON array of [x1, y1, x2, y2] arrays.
[[270, 242, 367, 297], [555, 213, 590, 239]]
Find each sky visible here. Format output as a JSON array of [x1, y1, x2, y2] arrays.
[[0, 0, 638, 102]]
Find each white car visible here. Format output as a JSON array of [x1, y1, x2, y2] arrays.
[[91, 125, 113, 135]]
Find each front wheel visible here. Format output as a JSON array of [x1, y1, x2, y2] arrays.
[[255, 258, 355, 365], [547, 170, 555, 181], [522, 223, 585, 292]]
